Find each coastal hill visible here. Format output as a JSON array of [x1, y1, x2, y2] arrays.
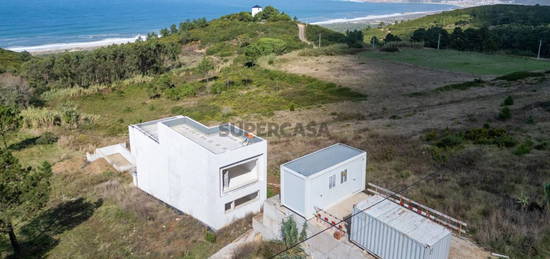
[[356, 0, 550, 7], [1, 5, 550, 259], [365, 4, 550, 56], [366, 4, 550, 37], [0, 48, 31, 74]]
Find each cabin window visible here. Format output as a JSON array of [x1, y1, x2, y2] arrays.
[[340, 170, 348, 184], [329, 175, 336, 189]]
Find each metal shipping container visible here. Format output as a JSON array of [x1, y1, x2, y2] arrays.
[[350, 195, 452, 259]]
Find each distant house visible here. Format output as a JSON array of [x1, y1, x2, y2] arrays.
[[252, 5, 263, 17], [280, 143, 367, 219], [128, 116, 267, 230]]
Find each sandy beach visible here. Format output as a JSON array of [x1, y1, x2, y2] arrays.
[[7, 35, 145, 55], [311, 10, 445, 26]]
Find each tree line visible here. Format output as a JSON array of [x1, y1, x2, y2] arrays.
[[382, 25, 550, 57], [21, 40, 180, 90]]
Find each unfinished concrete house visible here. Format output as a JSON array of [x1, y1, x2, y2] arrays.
[[128, 116, 267, 230]]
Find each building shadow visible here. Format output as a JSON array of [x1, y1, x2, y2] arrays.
[[5, 198, 102, 258]]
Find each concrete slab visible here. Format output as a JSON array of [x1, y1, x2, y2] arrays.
[[326, 192, 370, 220]]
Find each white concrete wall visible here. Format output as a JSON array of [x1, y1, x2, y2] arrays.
[[210, 140, 267, 230], [129, 122, 267, 231], [252, 7, 262, 16], [129, 126, 166, 198], [281, 167, 306, 216], [306, 153, 367, 218]]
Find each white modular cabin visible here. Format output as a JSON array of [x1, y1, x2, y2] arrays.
[[251, 5, 263, 16], [129, 116, 267, 230], [350, 195, 452, 259], [280, 143, 367, 219]]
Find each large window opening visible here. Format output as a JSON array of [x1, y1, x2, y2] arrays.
[[225, 191, 259, 212], [221, 158, 259, 193]]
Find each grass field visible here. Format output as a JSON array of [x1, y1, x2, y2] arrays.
[[360, 49, 550, 76]]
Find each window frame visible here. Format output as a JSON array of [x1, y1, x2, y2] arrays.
[[329, 175, 336, 189], [340, 169, 348, 184]]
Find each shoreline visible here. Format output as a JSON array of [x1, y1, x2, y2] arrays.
[[6, 35, 146, 55], [7, 7, 458, 55], [310, 10, 448, 25]]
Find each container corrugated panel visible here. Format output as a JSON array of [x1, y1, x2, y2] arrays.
[[350, 195, 451, 259]]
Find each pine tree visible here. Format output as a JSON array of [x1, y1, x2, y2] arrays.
[[0, 150, 53, 255], [0, 106, 21, 149]]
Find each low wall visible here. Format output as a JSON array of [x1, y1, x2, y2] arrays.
[[86, 143, 135, 172]]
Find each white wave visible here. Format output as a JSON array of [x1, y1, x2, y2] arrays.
[[7, 34, 146, 53], [311, 10, 445, 25]]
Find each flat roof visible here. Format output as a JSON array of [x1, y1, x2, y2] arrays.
[[355, 195, 451, 246], [282, 143, 365, 177], [132, 116, 263, 154]]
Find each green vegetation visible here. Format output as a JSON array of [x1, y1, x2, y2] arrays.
[[513, 139, 534, 156], [434, 79, 485, 92], [364, 5, 550, 57], [0, 49, 31, 74], [360, 48, 550, 75], [344, 30, 365, 48], [0, 106, 22, 148], [495, 71, 546, 81], [204, 231, 217, 243], [280, 217, 307, 257], [0, 144, 53, 256], [425, 126, 517, 150], [498, 107, 512, 121], [22, 40, 179, 90], [502, 96, 514, 106], [298, 44, 357, 56], [305, 24, 346, 46]]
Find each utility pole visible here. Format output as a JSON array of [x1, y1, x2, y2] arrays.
[[319, 33, 322, 48], [538, 39, 542, 59], [437, 33, 441, 50]]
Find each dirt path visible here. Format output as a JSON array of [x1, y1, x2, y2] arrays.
[[297, 23, 314, 47]]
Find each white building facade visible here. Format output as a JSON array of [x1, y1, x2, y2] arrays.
[[252, 5, 263, 17], [129, 116, 267, 230], [280, 143, 367, 219]]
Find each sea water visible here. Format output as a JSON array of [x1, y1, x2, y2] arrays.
[[0, 0, 455, 51]]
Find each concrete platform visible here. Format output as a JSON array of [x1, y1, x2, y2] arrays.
[[326, 192, 370, 220]]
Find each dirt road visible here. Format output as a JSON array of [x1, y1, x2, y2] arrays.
[[297, 23, 314, 47]]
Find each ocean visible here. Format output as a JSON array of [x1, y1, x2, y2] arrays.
[[0, 0, 455, 52]]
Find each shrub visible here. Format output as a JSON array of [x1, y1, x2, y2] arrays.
[[380, 46, 399, 52], [298, 44, 356, 57], [436, 134, 464, 148], [495, 71, 545, 81], [544, 183, 550, 208], [245, 38, 288, 58], [498, 107, 511, 121], [36, 132, 58, 145], [513, 140, 533, 156], [344, 30, 364, 48], [205, 231, 216, 243], [526, 116, 535, 124], [433, 79, 484, 92], [502, 96, 514, 106]]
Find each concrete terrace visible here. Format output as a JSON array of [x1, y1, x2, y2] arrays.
[[132, 116, 263, 154]]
